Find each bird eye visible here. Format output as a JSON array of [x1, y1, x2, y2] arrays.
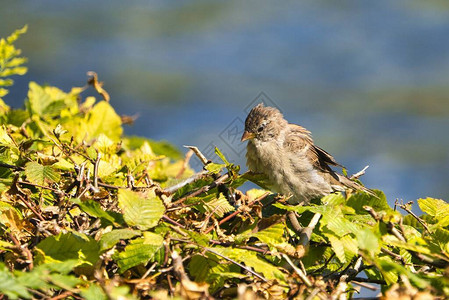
[[257, 125, 264, 132]]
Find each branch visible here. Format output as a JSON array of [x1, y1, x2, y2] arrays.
[[299, 213, 322, 247], [183, 145, 209, 166], [281, 253, 312, 287], [171, 173, 229, 206], [350, 165, 369, 180], [163, 170, 208, 195], [204, 191, 270, 234], [397, 200, 431, 234], [205, 247, 268, 283]]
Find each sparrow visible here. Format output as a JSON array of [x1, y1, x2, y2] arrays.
[[241, 103, 373, 204]]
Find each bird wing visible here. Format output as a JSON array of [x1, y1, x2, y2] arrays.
[[286, 124, 343, 173], [286, 123, 376, 196]]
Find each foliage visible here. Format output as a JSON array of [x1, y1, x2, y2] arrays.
[[0, 27, 448, 300]]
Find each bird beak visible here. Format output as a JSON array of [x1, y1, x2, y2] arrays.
[[241, 131, 255, 142]]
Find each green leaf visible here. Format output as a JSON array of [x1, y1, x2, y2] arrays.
[[326, 234, 346, 263], [0, 263, 31, 299], [251, 223, 286, 246], [118, 189, 165, 230], [36, 232, 100, 265], [320, 192, 346, 206], [113, 232, 164, 271], [418, 197, 441, 216], [71, 198, 122, 226], [215, 147, 230, 165], [211, 247, 286, 282], [24, 161, 60, 185], [322, 214, 359, 237], [80, 284, 107, 300], [124, 136, 182, 160], [205, 162, 225, 174], [86, 101, 122, 141], [356, 227, 380, 254], [188, 254, 241, 293], [418, 197, 449, 227], [27, 82, 75, 117], [346, 190, 391, 213], [99, 229, 141, 252], [202, 193, 235, 218]]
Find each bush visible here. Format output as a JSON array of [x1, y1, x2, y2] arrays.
[[0, 26, 448, 300]]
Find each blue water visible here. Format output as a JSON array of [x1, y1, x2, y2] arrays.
[[2, 0, 449, 209]]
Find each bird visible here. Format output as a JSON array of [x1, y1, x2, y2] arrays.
[[241, 103, 374, 204]]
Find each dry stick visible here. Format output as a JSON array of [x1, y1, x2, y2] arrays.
[[351, 277, 386, 285], [93, 152, 102, 189], [162, 215, 186, 229], [163, 170, 208, 195], [331, 256, 363, 300], [184, 145, 209, 166], [205, 247, 268, 283], [17, 194, 45, 222], [87, 71, 110, 102], [351, 281, 378, 291], [8, 232, 34, 270], [381, 247, 406, 264], [142, 262, 158, 280], [0, 162, 24, 171], [299, 213, 322, 247], [281, 253, 312, 287], [18, 180, 65, 194], [172, 173, 229, 206], [287, 211, 303, 234], [305, 288, 321, 300], [48, 135, 77, 165], [203, 191, 270, 234], [350, 165, 369, 180], [397, 201, 431, 234], [50, 291, 77, 300], [176, 149, 194, 179]]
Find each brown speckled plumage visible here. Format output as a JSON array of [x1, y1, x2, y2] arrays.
[[241, 103, 373, 204]]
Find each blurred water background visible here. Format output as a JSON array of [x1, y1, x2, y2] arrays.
[[2, 0, 449, 207]]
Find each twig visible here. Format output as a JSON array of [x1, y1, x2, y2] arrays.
[[364, 206, 380, 221], [172, 173, 229, 206], [351, 280, 378, 291], [87, 71, 110, 102], [331, 257, 363, 300], [171, 251, 210, 298], [287, 211, 303, 234], [142, 262, 158, 280], [0, 162, 24, 171], [397, 200, 431, 234], [17, 194, 45, 222], [163, 170, 208, 195], [93, 152, 101, 189], [281, 253, 312, 287], [8, 233, 33, 270], [50, 291, 76, 300], [18, 180, 66, 194], [299, 213, 322, 247], [381, 247, 406, 264], [162, 215, 185, 229], [205, 247, 268, 282], [351, 277, 386, 285], [176, 149, 194, 179], [203, 191, 270, 234], [184, 145, 209, 166], [350, 165, 369, 180]]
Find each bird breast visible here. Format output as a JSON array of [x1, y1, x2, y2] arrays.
[[246, 139, 333, 204]]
